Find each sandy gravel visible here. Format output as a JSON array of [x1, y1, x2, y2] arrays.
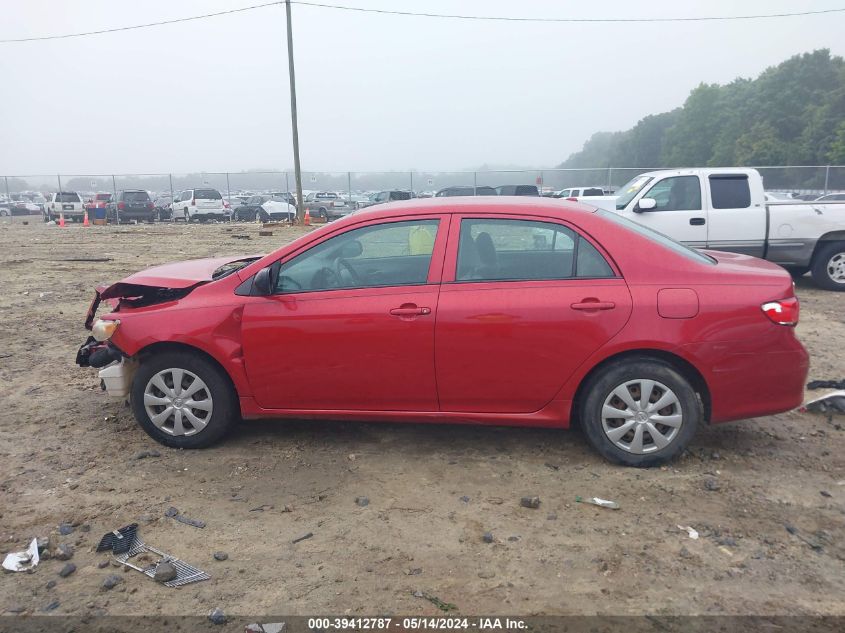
[[0, 215, 843, 619]]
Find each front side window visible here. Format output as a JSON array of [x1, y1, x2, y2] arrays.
[[275, 219, 440, 293], [641, 176, 701, 211], [455, 218, 613, 282]]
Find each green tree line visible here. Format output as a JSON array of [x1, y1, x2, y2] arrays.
[[560, 49, 845, 170]]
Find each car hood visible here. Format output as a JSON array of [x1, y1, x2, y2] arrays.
[[579, 196, 619, 211], [102, 256, 256, 294]]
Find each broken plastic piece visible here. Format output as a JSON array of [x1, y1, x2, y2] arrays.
[[164, 506, 206, 529], [96, 523, 138, 554], [575, 496, 620, 509], [2, 538, 40, 572], [800, 390, 845, 414], [677, 525, 700, 540], [112, 530, 209, 587]]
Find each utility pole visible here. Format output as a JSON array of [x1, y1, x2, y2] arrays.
[[285, 0, 305, 222]]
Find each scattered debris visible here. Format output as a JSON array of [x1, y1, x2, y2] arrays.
[[249, 504, 273, 512], [46, 580, 56, 589], [405, 567, 423, 576], [42, 600, 60, 612], [55, 543, 74, 560], [413, 591, 457, 612], [231, 235, 252, 240], [133, 449, 161, 460], [677, 525, 700, 540], [114, 531, 210, 587], [208, 607, 227, 625], [679, 546, 693, 559], [58, 563, 76, 578], [213, 551, 228, 561], [61, 257, 114, 263], [459, 495, 470, 503], [97, 560, 110, 569], [102, 574, 123, 590], [355, 496, 369, 507], [2, 538, 40, 572], [800, 390, 845, 414], [575, 496, 620, 510], [245, 624, 286, 633], [292, 532, 314, 544], [820, 490, 832, 498], [520, 496, 541, 509], [544, 462, 560, 470], [153, 561, 178, 583], [482, 532, 494, 544], [704, 478, 721, 492], [164, 506, 206, 529], [478, 570, 496, 579], [96, 524, 138, 555], [807, 379, 845, 390], [785, 524, 823, 551], [258, 230, 273, 237], [58, 523, 75, 536]]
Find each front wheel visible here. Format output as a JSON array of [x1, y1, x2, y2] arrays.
[[131, 351, 237, 448], [811, 242, 845, 291], [579, 359, 701, 467]]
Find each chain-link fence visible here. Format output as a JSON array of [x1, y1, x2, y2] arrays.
[[3, 166, 845, 202]]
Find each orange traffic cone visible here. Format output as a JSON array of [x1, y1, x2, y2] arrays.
[[59, 213, 65, 228], [83, 211, 89, 227], [303, 208, 311, 226]]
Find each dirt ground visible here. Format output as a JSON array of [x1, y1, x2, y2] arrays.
[[0, 215, 843, 619]]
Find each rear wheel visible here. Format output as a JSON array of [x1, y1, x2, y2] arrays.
[[579, 359, 701, 467], [811, 241, 845, 291], [131, 351, 237, 448]]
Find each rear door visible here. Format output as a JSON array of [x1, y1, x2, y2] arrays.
[[705, 173, 766, 257], [435, 214, 632, 414]]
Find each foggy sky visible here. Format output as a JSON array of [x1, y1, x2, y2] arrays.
[[2, 0, 844, 176]]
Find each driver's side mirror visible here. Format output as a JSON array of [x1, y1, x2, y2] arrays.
[[635, 197, 657, 212], [253, 267, 274, 295]]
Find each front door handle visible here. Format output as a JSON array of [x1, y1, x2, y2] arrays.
[[689, 217, 706, 226], [571, 300, 616, 311], [389, 303, 431, 318]]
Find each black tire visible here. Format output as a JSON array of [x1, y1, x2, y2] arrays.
[[578, 359, 701, 467], [131, 351, 237, 448], [318, 207, 328, 221], [810, 241, 845, 291], [183, 209, 190, 223]]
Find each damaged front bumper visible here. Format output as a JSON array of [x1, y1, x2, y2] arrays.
[[76, 337, 137, 399]]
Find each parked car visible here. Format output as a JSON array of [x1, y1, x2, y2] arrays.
[[85, 193, 113, 218], [76, 197, 808, 467], [259, 195, 297, 222], [814, 192, 845, 202], [234, 195, 271, 221], [303, 191, 353, 221], [435, 186, 497, 197], [555, 186, 606, 198], [153, 195, 173, 220], [171, 188, 227, 222], [106, 190, 156, 223], [495, 185, 539, 196], [578, 168, 845, 290], [367, 190, 416, 207], [44, 191, 85, 221]]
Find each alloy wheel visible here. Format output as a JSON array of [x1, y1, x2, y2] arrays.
[[601, 379, 683, 454], [826, 252, 845, 284], [143, 368, 213, 436]]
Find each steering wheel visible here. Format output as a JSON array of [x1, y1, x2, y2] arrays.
[[335, 258, 361, 286], [312, 266, 341, 289], [277, 275, 302, 292]]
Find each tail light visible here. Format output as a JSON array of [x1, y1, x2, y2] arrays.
[[762, 297, 799, 326], [146, 202, 154, 209], [117, 201, 125, 210], [191, 198, 196, 206]]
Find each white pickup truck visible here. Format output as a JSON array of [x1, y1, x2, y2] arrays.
[[579, 168, 845, 290]]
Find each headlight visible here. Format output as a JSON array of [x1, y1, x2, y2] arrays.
[[92, 318, 120, 341]]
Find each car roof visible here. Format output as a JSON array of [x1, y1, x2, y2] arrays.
[[347, 196, 598, 220]]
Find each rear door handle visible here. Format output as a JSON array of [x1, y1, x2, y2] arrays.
[[571, 301, 616, 311], [689, 217, 706, 226], [389, 304, 431, 317]]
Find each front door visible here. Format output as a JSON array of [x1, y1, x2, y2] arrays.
[[622, 175, 708, 248], [435, 216, 633, 414], [241, 216, 446, 411]]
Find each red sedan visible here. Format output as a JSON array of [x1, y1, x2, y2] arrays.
[[76, 197, 808, 466]]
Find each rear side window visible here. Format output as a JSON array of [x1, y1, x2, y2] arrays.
[[455, 218, 614, 282], [389, 191, 412, 201], [709, 175, 751, 209], [56, 192, 80, 203], [583, 188, 604, 196], [123, 191, 150, 202], [194, 188, 222, 200]]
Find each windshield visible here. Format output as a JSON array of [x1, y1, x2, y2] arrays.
[[597, 209, 716, 265], [614, 176, 653, 210], [211, 257, 261, 280]]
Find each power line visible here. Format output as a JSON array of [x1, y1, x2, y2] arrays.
[[1, 1, 844, 43]]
